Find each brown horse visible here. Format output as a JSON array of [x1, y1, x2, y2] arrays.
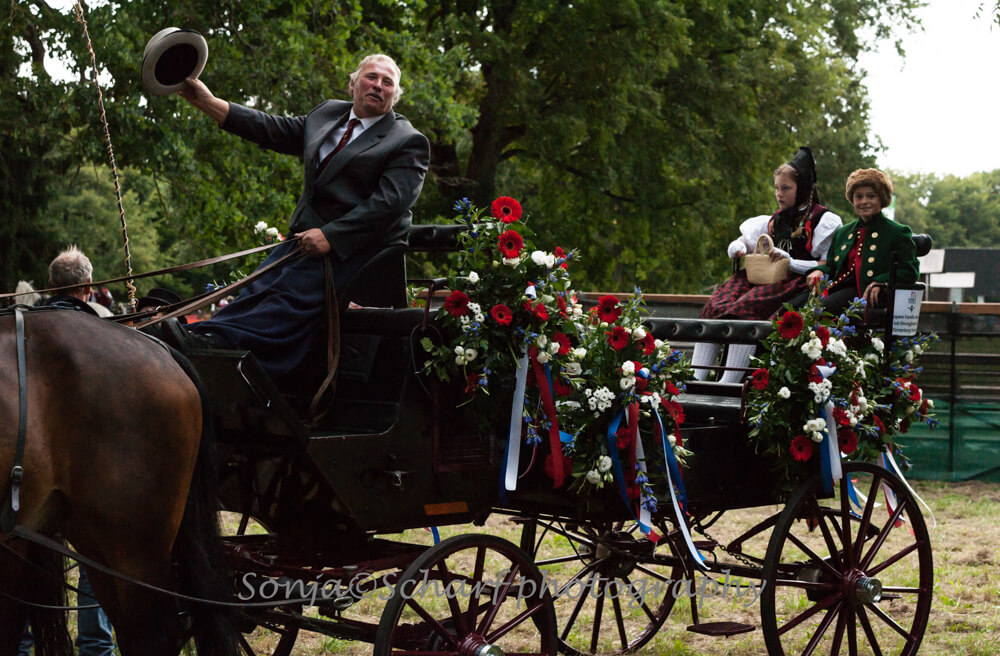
[[0, 307, 237, 655]]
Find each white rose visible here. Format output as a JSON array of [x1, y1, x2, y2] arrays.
[[254, 220, 268, 233], [536, 351, 551, 364], [811, 431, 825, 443], [454, 345, 465, 356], [503, 256, 521, 267], [548, 342, 561, 355], [573, 348, 587, 360], [598, 456, 612, 473], [531, 250, 547, 266], [914, 344, 923, 355], [586, 470, 601, 485], [926, 399, 934, 409], [467, 271, 480, 283], [778, 386, 791, 399], [544, 254, 556, 268], [905, 350, 914, 363], [564, 362, 582, 376], [872, 337, 885, 354], [632, 326, 647, 340], [654, 339, 664, 349], [537, 334, 548, 349], [455, 356, 465, 365], [620, 376, 636, 390], [266, 226, 280, 238], [464, 348, 477, 362], [621, 361, 635, 375]]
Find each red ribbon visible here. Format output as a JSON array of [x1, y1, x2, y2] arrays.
[[659, 398, 685, 476], [529, 346, 565, 488], [624, 402, 640, 500]]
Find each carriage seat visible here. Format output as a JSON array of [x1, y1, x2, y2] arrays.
[[862, 233, 932, 330], [646, 317, 773, 344]]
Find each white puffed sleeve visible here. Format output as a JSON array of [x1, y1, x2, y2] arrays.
[[727, 215, 771, 258]]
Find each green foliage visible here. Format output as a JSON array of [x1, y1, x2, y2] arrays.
[[2, 0, 925, 297], [890, 169, 1000, 250]]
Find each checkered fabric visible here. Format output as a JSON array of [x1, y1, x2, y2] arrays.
[[700, 270, 809, 320]]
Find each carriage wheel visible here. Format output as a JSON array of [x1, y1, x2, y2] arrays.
[[373, 533, 557, 656], [239, 607, 301, 656], [525, 518, 684, 655], [760, 462, 933, 656]]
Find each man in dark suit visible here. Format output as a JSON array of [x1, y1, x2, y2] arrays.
[[176, 54, 430, 388]]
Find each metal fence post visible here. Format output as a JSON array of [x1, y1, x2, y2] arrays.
[[948, 302, 959, 476]]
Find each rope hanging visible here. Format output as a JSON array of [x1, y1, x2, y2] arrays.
[[73, 1, 137, 311]]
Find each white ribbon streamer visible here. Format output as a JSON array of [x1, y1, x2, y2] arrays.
[[504, 351, 530, 492], [882, 449, 936, 528]]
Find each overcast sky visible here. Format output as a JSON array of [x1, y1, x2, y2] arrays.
[[859, 0, 1000, 178]]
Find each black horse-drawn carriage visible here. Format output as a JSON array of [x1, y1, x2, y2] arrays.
[[180, 226, 934, 656]]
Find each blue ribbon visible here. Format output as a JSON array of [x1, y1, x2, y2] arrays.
[[651, 405, 688, 508], [605, 410, 651, 535], [431, 526, 441, 545]]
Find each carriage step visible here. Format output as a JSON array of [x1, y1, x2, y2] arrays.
[[686, 621, 756, 637]]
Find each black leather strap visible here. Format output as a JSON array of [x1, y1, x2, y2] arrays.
[[1, 307, 29, 534]]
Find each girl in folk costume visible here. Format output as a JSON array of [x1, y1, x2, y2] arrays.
[[801, 168, 918, 313], [691, 147, 842, 382]]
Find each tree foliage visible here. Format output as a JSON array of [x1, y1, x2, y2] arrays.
[[892, 169, 1000, 249], [2, 0, 925, 297]]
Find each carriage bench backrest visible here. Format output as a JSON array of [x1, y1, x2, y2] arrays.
[[338, 224, 467, 309]]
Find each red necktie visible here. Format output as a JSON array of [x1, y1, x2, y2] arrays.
[[317, 118, 360, 173]]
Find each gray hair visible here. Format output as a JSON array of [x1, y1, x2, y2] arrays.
[[349, 54, 403, 106], [48, 245, 93, 288]]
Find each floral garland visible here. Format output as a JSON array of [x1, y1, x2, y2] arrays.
[[421, 198, 691, 514], [745, 280, 938, 487]]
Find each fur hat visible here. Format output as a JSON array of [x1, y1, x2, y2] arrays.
[[845, 169, 893, 207]]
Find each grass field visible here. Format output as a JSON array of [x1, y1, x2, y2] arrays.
[[235, 478, 1000, 656]]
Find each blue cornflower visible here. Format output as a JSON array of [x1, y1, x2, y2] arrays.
[[641, 496, 658, 513]]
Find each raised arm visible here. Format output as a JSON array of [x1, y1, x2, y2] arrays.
[[178, 78, 230, 125]]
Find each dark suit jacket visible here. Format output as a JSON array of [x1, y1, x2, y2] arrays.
[[222, 100, 430, 262], [810, 212, 919, 289]]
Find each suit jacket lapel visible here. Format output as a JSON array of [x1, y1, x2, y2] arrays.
[[317, 112, 396, 183]]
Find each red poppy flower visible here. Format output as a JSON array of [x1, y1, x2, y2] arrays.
[[597, 295, 622, 323], [491, 196, 522, 223], [661, 399, 685, 425], [443, 290, 470, 317], [607, 326, 630, 351], [833, 407, 851, 426], [615, 424, 634, 450], [790, 434, 814, 462], [491, 303, 512, 325], [816, 325, 830, 347], [498, 229, 524, 258], [556, 295, 569, 317], [778, 311, 804, 340], [544, 452, 572, 484], [524, 300, 549, 321], [553, 376, 574, 397], [751, 368, 769, 390], [838, 429, 858, 455], [908, 384, 922, 402], [554, 246, 569, 269], [552, 332, 571, 355], [641, 333, 656, 356]]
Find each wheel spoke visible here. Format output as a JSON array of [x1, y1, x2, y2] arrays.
[[786, 532, 843, 581], [867, 601, 913, 640], [590, 577, 605, 654], [814, 508, 844, 572], [560, 569, 595, 641], [851, 473, 882, 564], [486, 597, 547, 643], [466, 545, 486, 634], [622, 574, 659, 622], [847, 604, 858, 656], [476, 563, 521, 635], [777, 592, 840, 636], [610, 581, 629, 650], [829, 602, 848, 656], [536, 553, 592, 567], [435, 560, 468, 636], [554, 559, 603, 598], [856, 604, 885, 656], [840, 477, 855, 569], [633, 563, 673, 583], [867, 542, 918, 577], [402, 597, 459, 649], [859, 499, 907, 571], [801, 600, 841, 656]]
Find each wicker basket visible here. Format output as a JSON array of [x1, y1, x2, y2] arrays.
[[744, 234, 789, 285]]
